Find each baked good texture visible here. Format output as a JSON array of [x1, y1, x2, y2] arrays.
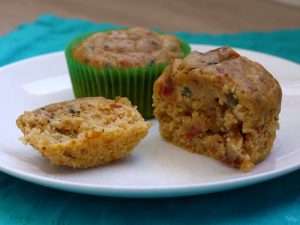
[[72, 27, 185, 68], [16, 97, 151, 168], [153, 47, 282, 171]]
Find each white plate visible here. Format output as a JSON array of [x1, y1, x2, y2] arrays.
[[0, 44, 300, 198]]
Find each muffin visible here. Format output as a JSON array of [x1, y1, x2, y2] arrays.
[[153, 47, 282, 171], [16, 97, 151, 168], [65, 27, 191, 118]]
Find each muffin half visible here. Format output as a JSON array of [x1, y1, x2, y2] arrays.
[[16, 97, 151, 168], [153, 47, 282, 171]]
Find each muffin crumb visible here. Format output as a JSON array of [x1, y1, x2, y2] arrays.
[[16, 97, 151, 168]]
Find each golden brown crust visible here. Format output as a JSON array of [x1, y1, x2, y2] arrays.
[[179, 48, 282, 116], [16, 97, 151, 168], [153, 47, 282, 171], [72, 27, 184, 68]]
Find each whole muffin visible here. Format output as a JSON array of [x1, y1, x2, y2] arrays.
[[153, 47, 282, 171], [16, 97, 151, 168], [65, 27, 191, 118]]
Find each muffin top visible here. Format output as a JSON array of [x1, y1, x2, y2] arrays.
[[155, 47, 282, 115], [72, 27, 184, 68], [181, 48, 281, 106]]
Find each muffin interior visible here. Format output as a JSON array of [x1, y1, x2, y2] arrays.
[[17, 96, 152, 168], [17, 97, 147, 146]]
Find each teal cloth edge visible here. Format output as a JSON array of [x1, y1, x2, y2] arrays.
[[0, 13, 300, 225]]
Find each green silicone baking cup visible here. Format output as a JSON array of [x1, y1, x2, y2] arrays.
[[65, 31, 191, 119]]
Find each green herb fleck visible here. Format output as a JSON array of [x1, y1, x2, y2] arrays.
[[225, 92, 239, 107], [68, 107, 80, 115], [182, 86, 192, 97]]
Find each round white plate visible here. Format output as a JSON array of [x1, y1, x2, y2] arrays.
[[0, 44, 300, 198]]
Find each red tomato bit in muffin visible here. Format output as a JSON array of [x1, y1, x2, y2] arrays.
[[160, 76, 174, 97], [185, 125, 201, 139], [110, 104, 122, 109]]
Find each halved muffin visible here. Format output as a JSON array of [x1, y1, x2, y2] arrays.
[[16, 97, 151, 168], [153, 47, 282, 171]]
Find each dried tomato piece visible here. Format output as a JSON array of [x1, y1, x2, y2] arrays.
[[185, 125, 201, 139], [110, 104, 122, 109], [160, 76, 174, 97]]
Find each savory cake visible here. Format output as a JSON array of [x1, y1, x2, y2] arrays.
[[72, 27, 185, 68], [16, 97, 151, 168], [153, 47, 282, 171]]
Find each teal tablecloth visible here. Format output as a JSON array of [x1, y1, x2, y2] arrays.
[[0, 14, 300, 225]]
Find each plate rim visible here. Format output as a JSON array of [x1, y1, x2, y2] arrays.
[[1, 44, 300, 198], [0, 155, 299, 198]]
